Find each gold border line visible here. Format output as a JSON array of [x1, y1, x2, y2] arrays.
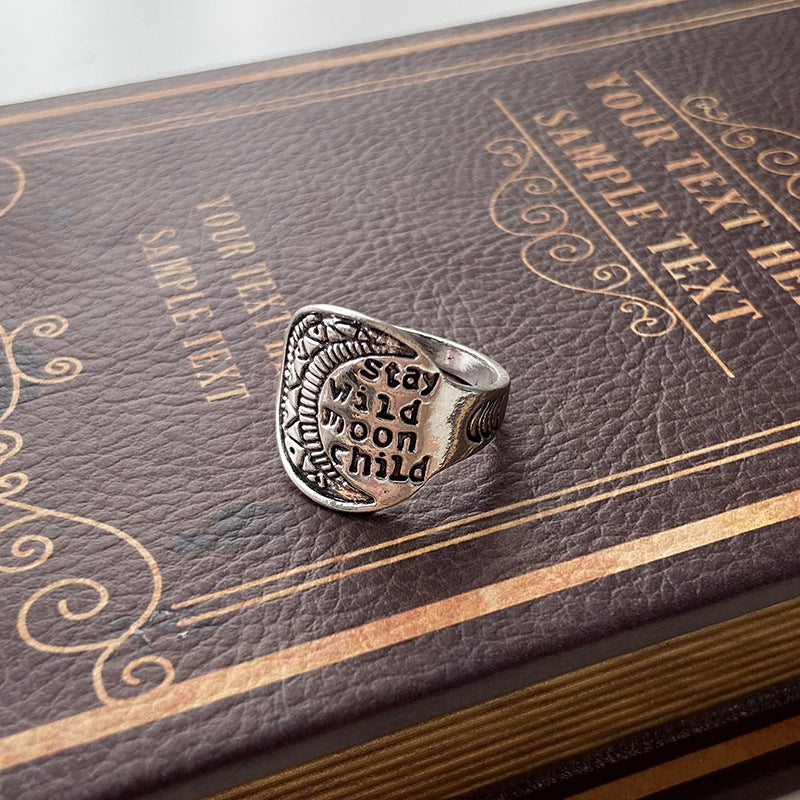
[[175, 428, 800, 626], [174, 418, 800, 613], [494, 98, 734, 378], [173, 418, 800, 614], [13, 0, 800, 156], [3, 486, 800, 768], [0, 0, 694, 128], [634, 69, 800, 235]]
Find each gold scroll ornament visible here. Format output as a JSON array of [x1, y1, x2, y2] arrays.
[[0, 314, 173, 706], [487, 136, 677, 337]]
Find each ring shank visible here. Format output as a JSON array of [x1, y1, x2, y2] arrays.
[[401, 328, 510, 393], [399, 324, 510, 468]]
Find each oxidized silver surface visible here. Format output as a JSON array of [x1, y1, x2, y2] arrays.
[[276, 305, 510, 512]]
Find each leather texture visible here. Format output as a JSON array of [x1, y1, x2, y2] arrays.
[[2, 0, 800, 797]]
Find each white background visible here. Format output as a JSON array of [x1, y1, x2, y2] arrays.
[[1, 0, 579, 106]]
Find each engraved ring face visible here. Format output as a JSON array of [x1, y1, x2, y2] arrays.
[[276, 305, 510, 512]]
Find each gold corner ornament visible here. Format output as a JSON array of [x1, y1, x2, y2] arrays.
[[0, 314, 174, 706], [276, 305, 510, 512]]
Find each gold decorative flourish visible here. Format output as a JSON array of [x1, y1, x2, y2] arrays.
[[120, 656, 176, 690], [0, 315, 173, 706], [680, 95, 800, 200], [7, 504, 175, 706], [0, 315, 83, 424], [0, 471, 29, 497], [487, 136, 676, 337], [0, 516, 53, 573], [0, 157, 25, 219], [0, 429, 24, 492]]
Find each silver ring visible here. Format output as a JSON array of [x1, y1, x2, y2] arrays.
[[276, 305, 510, 512]]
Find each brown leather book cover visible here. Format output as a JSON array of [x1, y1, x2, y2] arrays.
[[3, 1, 800, 798]]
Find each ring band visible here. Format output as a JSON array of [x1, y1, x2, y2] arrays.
[[276, 305, 510, 512]]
